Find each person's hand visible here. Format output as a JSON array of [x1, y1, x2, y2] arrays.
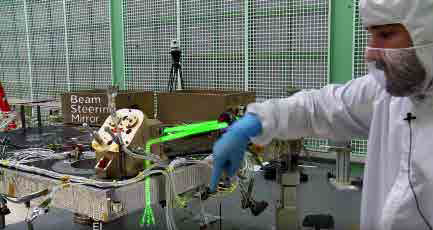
[[209, 113, 262, 192]]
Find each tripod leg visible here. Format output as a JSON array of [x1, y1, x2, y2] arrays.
[[175, 67, 182, 90], [167, 67, 172, 92], [178, 66, 184, 90], [167, 68, 173, 92], [168, 65, 175, 92]]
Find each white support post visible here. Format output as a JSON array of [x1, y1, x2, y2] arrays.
[[62, 0, 71, 92], [22, 0, 33, 101], [244, 0, 249, 92]]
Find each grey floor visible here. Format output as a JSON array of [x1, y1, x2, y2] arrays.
[[4, 165, 362, 230]]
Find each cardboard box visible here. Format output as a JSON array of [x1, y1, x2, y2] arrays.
[[145, 119, 166, 159], [157, 89, 255, 124], [61, 90, 154, 126]]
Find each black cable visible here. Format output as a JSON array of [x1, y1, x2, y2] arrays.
[[405, 113, 433, 230], [219, 201, 222, 230]]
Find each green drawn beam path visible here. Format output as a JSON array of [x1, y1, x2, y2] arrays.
[[141, 120, 228, 226]]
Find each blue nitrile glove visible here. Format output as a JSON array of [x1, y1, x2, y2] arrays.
[[210, 113, 262, 192]]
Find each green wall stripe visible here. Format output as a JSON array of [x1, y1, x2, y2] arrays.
[[111, 0, 125, 89], [330, 0, 354, 84]]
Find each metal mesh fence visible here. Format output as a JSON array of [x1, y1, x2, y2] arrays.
[[65, 0, 112, 91], [353, 0, 369, 79], [351, 0, 369, 155], [250, 0, 330, 152], [0, 1, 31, 100], [0, 0, 112, 101], [122, 0, 332, 153], [248, 0, 329, 100], [26, 0, 68, 100], [2, 0, 366, 156], [0, 0, 112, 127], [123, 0, 329, 96], [179, 1, 245, 91], [123, 1, 177, 92], [247, 0, 330, 152]]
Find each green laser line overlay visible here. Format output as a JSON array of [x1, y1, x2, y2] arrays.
[[146, 122, 228, 151], [141, 156, 155, 226], [140, 121, 228, 225], [162, 120, 220, 134]]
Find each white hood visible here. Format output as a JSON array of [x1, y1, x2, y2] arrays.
[[359, 0, 433, 97]]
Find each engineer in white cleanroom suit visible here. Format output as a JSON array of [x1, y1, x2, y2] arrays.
[[209, 0, 433, 229]]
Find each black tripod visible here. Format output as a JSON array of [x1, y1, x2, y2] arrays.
[[167, 40, 184, 92]]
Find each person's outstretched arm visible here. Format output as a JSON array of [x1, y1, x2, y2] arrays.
[[248, 74, 381, 145], [210, 74, 382, 191]]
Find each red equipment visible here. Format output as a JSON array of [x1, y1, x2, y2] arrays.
[[0, 82, 17, 130]]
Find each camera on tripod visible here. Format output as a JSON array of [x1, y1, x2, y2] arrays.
[[170, 40, 181, 64], [168, 40, 183, 92]]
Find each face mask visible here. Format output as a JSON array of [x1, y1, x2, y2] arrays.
[[366, 45, 429, 97]]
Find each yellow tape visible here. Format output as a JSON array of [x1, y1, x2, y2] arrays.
[[102, 212, 108, 222], [62, 183, 70, 189], [175, 196, 187, 208], [8, 181, 16, 197], [60, 175, 70, 183], [57, 176, 71, 188]]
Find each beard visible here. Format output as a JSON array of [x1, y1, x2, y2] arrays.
[[375, 49, 427, 97]]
